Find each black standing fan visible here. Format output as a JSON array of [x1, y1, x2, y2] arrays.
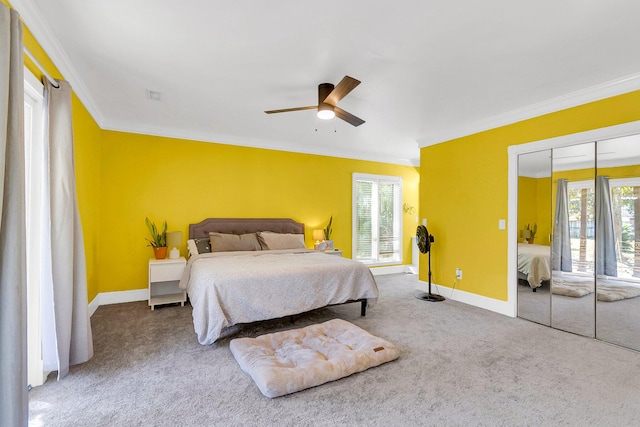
[[415, 225, 445, 302]]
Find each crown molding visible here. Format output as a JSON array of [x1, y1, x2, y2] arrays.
[[102, 119, 419, 167], [417, 72, 640, 148], [11, 0, 106, 126]]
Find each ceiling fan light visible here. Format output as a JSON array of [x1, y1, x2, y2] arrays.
[[317, 109, 335, 120]]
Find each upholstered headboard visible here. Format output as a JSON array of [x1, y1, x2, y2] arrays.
[[189, 218, 305, 239]]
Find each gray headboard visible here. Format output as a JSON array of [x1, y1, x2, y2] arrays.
[[189, 218, 305, 239]]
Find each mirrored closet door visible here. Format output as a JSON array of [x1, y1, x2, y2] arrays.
[[517, 135, 640, 351], [595, 135, 640, 350], [550, 142, 596, 337], [517, 150, 551, 326]]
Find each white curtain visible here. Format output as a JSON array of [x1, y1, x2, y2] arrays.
[[0, 4, 28, 426], [595, 175, 617, 277], [552, 179, 572, 272], [42, 79, 93, 379]]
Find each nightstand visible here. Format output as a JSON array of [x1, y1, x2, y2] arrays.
[[148, 257, 187, 310], [323, 250, 343, 257]]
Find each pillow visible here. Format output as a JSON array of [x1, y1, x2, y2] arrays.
[[257, 231, 306, 250], [209, 232, 262, 252], [187, 238, 211, 257]]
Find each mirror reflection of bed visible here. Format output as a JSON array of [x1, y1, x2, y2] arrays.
[[516, 134, 640, 351]]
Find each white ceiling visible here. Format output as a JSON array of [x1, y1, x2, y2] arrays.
[[14, 0, 640, 166]]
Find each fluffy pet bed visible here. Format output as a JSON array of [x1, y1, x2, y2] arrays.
[[229, 318, 399, 398]]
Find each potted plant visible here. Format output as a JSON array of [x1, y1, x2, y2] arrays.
[[323, 216, 334, 251], [524, 223, 537, 244], [146, 217, 168, 259]]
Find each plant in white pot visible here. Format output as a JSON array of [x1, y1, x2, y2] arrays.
[[323, 216, 334, 251], [145, 217, 168, 259]]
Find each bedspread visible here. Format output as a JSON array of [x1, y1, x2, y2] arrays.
[[518, 243, 551, 289], [179, 249, 379, 344]]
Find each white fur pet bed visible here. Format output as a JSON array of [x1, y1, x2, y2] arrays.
[[229, 319, 399, 398]]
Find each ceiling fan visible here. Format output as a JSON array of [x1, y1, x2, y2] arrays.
[[264, 75, 365, 127]]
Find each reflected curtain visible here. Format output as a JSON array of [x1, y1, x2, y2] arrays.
[[0, 4, 28, 426], [42, 79, 93, 379], [595, 175, 617, 277], [552, 179, 572, 272]]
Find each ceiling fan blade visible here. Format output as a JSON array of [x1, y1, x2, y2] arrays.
[[265, 106, 316, 114], [335, 106, 365, 127], [323, 76, 361, 106]]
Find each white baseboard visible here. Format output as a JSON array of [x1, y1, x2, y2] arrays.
[[88, 289, 148, 317], [370, 264, 416, 276], [87, 266, 419, 316], [417, 280, 514, 317]]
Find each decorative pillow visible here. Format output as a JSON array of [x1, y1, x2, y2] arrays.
[[257, 231, 305, 250], [209, 232, 262, 252], [195, 238, 211, 254], [187, 238, 211, 258]]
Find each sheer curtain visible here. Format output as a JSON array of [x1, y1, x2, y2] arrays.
[[595, 175, 617, 277], [0, 4, 28, 425], [552, 179, 572, 272], [42, 79, 93, 379]]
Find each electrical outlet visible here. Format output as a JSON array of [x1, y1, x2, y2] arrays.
[[456, 268, 462, 280]]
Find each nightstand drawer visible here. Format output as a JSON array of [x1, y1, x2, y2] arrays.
[[149, 261, 184, 282]]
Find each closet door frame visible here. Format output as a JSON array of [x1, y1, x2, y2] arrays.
[[507, 119, 640, 316]]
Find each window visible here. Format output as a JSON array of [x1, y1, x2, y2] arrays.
[[567, 180, 594, 273], [352, 173, 402, 265], [24, 68, 49, 387], [568, 178, 640, 280], [610, 178, 640, 279]]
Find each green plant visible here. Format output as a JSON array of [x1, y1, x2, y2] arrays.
[[525, 222, 537, 240], [145, 217, 167, 247], [324, 216, 333, 240]]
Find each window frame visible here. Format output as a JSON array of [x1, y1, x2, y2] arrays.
[[352, 173, 403, 266]]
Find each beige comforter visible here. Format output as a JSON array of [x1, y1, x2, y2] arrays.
[[518, 243, 551, 289], [179, 249, 379, 345]]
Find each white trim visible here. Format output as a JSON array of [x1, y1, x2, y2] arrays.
[[370, 265, 413, 276], [88, 289, 148, 317], [610, 177, 640, 188], [85, 266, 414, 317], [103, 120, 418, 166], [12, 0, 105, 126], [417, 280, 514, 317], [418, 72, 640, 148], [507, 119, 640, 320]]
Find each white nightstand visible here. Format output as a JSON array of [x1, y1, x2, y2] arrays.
[[323, 250, 343, 257], [148, 257, 187, 310]]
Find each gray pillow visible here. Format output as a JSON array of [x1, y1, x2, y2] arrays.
[[194, 238, 211, 254], [209, 232, 262, 252]]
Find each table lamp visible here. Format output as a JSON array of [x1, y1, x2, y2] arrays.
[[313, 229, 325, 251], [166, 231, 183, 259]]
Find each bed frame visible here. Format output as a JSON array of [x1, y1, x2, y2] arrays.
[[189, 218, 304, 239], [188, 218, 368, 316]]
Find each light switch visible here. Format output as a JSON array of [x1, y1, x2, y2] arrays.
[[498, 219, 506, 230]]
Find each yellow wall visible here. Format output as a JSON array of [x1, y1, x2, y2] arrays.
[[100, 131, 419, 293], [517, 176, 551, 245], [420, 90, 640, 300]]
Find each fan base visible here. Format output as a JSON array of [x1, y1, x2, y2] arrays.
[[415, 292, 445, 302]]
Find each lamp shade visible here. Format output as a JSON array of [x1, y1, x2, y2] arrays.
[[313, 229, 325, 241], [166, 231, 183, 248]]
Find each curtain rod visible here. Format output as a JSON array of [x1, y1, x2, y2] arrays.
[[23, 47, 60, 88]]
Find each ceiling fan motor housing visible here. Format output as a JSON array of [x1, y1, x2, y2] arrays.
[[318, 83, 335, 117]]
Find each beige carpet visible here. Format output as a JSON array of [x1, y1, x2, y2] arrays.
[[29, 274, 640, 426]]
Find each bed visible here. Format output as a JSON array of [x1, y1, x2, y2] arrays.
[[517, 243, 551, 290], [179, 218, 379, 345]]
